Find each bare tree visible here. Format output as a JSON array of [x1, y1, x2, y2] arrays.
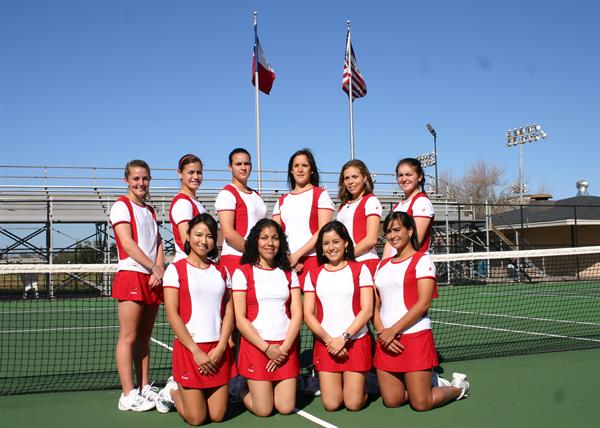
[[441, 160, 505, 204], [463, 160, 505, 203]]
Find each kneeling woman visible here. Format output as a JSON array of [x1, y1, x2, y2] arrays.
[[162, 213, 236, 425], [232, 219, 303, 417], [303, 221, 374, 411], [373, 212, 469, 411]]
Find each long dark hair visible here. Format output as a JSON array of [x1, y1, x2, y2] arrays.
[[383, 211, 420, 251], [241, 219, 292, 271], [287, 148, 320, 190], [315, 221, 356, 266], [338, 159, 375, 204], [184, 213, 219, 259], [396, 157, 426, 193]]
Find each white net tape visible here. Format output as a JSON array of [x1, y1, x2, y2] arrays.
[[2, 246, 600, 274]]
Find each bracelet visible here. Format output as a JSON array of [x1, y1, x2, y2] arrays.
[[264, 343, 270, 353], [149, 263, 156, 272]]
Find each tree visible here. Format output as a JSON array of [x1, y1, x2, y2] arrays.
[[463, 160, 505, 204], [440, 160, 505, 204], [439, 160, 507, 218]]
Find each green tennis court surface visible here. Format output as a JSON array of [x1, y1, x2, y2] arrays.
[[2, 349, 598, 428], [2, 276, 599, 394]]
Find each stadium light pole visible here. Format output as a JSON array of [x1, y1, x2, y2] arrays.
[[426, 123, 438, 193], [505, 124, 548, 203], [416, 151, 436, 168]]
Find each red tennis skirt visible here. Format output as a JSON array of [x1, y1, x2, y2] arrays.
[[314, 333, 373, 372], [374, 329, 439, 373], [237, 337, 300, 381], [172, 339, 238, 389], [360, 259, 379, 278], [218, 255, 242, 278], [297, 256, 319, 290], [112, 270, 163, 305]]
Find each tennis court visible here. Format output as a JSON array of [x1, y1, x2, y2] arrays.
[[2, 349, 598, 427], [1, 248, 599, 426]]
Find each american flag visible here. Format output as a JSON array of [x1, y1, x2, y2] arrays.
[[342, 32, 367, 99]]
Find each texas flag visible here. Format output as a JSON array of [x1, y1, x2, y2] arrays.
[[252, 23, 276, 95]]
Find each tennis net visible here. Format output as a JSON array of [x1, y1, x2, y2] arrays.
[[1, 246, 600, 395]]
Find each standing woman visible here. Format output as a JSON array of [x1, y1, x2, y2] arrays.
[[373, 211, 469, 411], [336, 160, 382, 277], [383, 158, 434, 258], [110, 159, 164, 411], [170, 154, 207, 263], [159, 214, 236, 425], [272, 149, 334, 286], [232, 219, 303, 417], [215, 148, 267, 277], [303, 221, 373, 411]]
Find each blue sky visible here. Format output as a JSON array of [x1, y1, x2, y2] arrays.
[[1, 0, 598, 199]]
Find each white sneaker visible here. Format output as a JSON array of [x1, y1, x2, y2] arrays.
[[118, 388, 156, 412], [432, 372, 452, 387], [156, 377, 178, 414], [304, 371, 321, 397], [140, 383, 160, 402], [452, 372, 470, 400]]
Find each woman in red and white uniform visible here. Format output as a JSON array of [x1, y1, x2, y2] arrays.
[[170, 154, 207, 263], [110, 159, 164, 412], [383, 158, 434, 258], [303, 220, 373, 411], [160, 213, 236, 425], [272, 149, 334, 287], [215, 148, 267, 277], [336, 159, 382, 277], [374, 211, 469, 411], [232, 219, 302, 417]]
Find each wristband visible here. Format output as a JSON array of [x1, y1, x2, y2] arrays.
[[264, 343, 271, 353]]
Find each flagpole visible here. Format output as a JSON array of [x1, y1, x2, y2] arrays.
[[253, 11, 263, 192], [347, 20, 355, 160]]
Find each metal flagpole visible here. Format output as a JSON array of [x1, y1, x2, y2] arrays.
[[253, 11, 263, 192], [347, 20, 355, 160]]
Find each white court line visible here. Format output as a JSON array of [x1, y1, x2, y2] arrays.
[[150, 337, 173, 351], [149, 338, 338, 428], [480, 290, 600, 300], [294, 408, 339, 428], [0, 322, 169, 334], [431, 308, 600, 327], [432, 320, 600, 343]]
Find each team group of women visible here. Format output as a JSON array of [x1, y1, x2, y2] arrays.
[[110, 148, 470, 425]]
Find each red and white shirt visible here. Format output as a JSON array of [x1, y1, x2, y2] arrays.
[[394, 192, 434, 251], [374, 253, 437, 334], [110, 196, 159, 274], [272, 187, 334, 256], [170, 193, 207, 262], [303, 262, 373, 339], [336, 194, 382, 262], [163, 260, 229, 343], [231, 265, 299, 341], [215, 185, 267, 257]]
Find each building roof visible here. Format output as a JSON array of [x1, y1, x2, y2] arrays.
[[492, 196, 600, 229]]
